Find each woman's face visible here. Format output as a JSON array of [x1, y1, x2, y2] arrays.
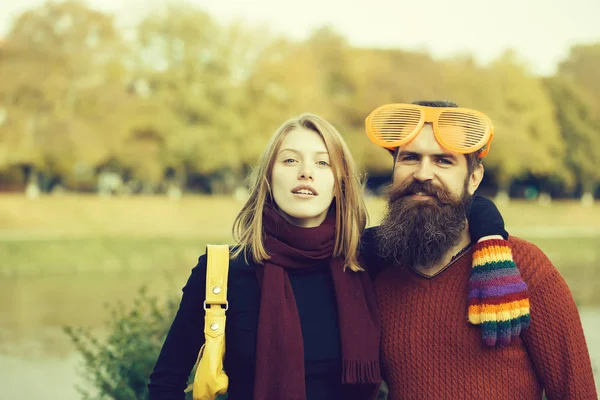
[[270, 127, 335, 228]]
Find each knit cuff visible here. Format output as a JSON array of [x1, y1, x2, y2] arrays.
[[467, 239, 530, 346]]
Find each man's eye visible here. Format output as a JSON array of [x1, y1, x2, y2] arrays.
[[437, 158, 452, 165], [401, 155, 418, 162]]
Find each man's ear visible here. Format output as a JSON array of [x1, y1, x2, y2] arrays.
[[389, 147, 399, 175], [467, 164, 484, 195]]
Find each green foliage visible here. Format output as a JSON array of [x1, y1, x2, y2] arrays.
[[542, 76, 600, 188], [0, 2, 599, 195], [558, 43, 600, 118], [0, 0, 127, 177], [63, 287, 180, 400]]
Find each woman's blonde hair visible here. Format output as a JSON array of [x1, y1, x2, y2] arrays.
[[232, 113, 368, 272]]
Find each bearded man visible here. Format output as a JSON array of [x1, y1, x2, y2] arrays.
[[360, 100, 597, 399]]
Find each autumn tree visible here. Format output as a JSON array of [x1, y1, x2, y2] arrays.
[[441, 52, 566, 200], [342, 47, 447, 176], [132, 4, 285, 193], [0, 0, 126, 193], [543, 76, 600, 203], [558, 43, 600, 119]]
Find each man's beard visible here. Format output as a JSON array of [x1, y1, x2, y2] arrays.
[[375, 178, 472, 269]]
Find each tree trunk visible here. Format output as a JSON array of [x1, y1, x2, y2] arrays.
[[538, 192, 552, 206], [25, 168, 41, 200], [165, 165, 186, 200], [495, 173, 511, 204], [166, 182, 182, 200], [581, 192, 594, 207], [581, 180, 595, 207], [141, 181, 155, 195], [97, 169, 123, 197]]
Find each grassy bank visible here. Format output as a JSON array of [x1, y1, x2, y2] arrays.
[[0, 236, 228, 277], [0, 194, 598, 304], [1, 193, 599, 238]]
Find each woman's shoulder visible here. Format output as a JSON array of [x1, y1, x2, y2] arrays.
[[193, 245, 254, 273], [184, 245, 253, 293]]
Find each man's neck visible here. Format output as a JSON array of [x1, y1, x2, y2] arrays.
[[413, 228, 472, 277]]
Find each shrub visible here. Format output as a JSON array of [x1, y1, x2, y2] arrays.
[[64, 286, 180, 400]]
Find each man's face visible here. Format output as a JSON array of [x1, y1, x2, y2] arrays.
[[392, 124, 482, 199], [375, 124, 484, 268]]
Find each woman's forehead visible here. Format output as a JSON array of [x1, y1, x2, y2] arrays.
[[278, 127, 328, 154]]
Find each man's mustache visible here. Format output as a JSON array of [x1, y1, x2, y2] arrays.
[[386, 180, 456, 205]]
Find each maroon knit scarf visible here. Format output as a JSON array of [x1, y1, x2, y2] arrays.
[[253, 204, 381, 400]]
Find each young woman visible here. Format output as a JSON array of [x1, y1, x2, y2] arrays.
[[147, 113, 506, 400]]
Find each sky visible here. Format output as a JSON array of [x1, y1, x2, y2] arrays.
[[1, 0, 599, 76]]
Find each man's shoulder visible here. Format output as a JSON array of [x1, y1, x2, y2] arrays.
[[507, 236, 547, 256], [360, 226, 387, 279], [507, 236, 557, 282], [362, 226, 378, 242], [360, 226, 379, 255]]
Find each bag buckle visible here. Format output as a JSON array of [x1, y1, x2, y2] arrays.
[[203, 300, 229, 311]]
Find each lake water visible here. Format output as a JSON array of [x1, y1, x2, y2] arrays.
[[0, 268, 187, 400], [1, 266, 599, 399]]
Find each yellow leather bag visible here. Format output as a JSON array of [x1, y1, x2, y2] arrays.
[[186, 244, 230, 400]]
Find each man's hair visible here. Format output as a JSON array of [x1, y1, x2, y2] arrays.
[[412, 100, 458, 108], [391, 100, 483, 175]]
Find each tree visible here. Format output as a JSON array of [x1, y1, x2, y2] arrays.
[[64, 287, 181, 400], [342, 47, 447, 175], [442, 51, 566, 199], [134, 5, 240, 180], [558, 43, 600, 119], [0, 0, 127, 191], [543, 76, 600, 203]]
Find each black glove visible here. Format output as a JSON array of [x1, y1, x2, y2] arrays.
[[468, 195, 508, 240]]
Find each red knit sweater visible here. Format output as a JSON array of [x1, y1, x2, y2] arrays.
[[375, 236, 597, 399]]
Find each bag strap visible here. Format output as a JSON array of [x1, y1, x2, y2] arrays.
[[184, 245, 231, 394], [204, 244, 230, 339]]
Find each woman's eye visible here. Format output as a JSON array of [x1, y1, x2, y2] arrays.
[[283, 158, 297, 164], [317, 160, 330, 166]]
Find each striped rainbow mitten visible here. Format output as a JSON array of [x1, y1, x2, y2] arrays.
[[467, 239, 530, 346]]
